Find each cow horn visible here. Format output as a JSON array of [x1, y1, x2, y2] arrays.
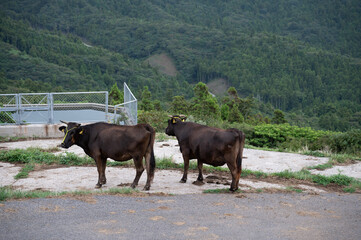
[[60, 120, 69, 124], [168, 115, 173, 118]]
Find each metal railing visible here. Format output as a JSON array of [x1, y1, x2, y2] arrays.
[[113, 83, 137, 125], [0, 84, 137, 125]]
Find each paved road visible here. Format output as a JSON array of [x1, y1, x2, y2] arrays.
[[1, 193, 360, 240]]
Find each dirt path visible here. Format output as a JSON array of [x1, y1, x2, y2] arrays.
[[1, 139, 360, 194]]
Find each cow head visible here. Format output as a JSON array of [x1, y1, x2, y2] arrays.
[[165, 115, 187, 136], [58, 120, 83, 148]]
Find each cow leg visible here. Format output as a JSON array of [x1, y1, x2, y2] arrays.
[[143, 149, 155, 191], [192, 160, 204, 185], [100, 156, 107, 185], [196, 160, 204, 181], [94, 155, 106, 188], [131, 156, 144, 189], [226, 162, 239, 192], [180, 153, 190, 183]]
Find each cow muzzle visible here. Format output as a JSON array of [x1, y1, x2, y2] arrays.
[[59, 142, 69, 149]]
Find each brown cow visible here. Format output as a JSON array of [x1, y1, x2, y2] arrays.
[[165, 115, 245, 191], [59, 121, 155, 190]]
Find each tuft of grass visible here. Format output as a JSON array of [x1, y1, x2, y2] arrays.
[[285, 186, 303, 193], [0, 136, 27, 143], [330, 154, 360, 164], [156, 157, 180, 169], [203, 188, 242, 194], [302, 150, 328, 158], [155, 133, 173, 142], [343, 187, 355, 193], [14, 163, 35, 179], [107, 161, 134, 167], [105, 187, 139, 194], [308, 162, 333, 170]]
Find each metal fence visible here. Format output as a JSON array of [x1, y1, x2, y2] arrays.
[[0, 83, 137, 125], [113, 83, 138, 125]]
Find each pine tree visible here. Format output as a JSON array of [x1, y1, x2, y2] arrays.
[[109, 83, 123, 105]]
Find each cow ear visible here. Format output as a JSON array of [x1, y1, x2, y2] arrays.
[[78, 127, 84, 135], [59, 126, 66, 132]]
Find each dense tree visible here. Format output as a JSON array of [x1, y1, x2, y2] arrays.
[[272, 109, 287, 124], [170, 96, 189, 115], [140, 86, 154, 111], [191, 82, 220, 121], [109, 83, 123, 105]]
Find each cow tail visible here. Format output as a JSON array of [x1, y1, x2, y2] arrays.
[[145, 124, 156, 178], [237, 131, 246, 172]]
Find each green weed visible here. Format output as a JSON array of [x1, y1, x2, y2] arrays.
[[285, 186, 303, 193], [0, 186, 139, 202], [14, 163, 34, 179], [203, 188, 242, 194]]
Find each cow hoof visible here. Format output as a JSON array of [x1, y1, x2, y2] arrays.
[[143, 185, 150, 191], [130, 184, 137, 189], [229, 187, 238, 192], [95, 183, 102, 188], [179, 179, 187, 183]]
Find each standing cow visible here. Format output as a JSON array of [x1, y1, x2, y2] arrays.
[[59, 121, 155, 190], [165, 115, 245, 191]]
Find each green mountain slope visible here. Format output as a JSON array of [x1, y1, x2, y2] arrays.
[[0, 0, 360, 131]]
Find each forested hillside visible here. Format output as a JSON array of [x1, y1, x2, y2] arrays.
[[0, 0, 360, 131]]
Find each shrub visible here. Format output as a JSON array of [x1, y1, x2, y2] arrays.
[[138, 110, 169, 132], [328, 129, 361, 155], [249, 124, 331, 149]]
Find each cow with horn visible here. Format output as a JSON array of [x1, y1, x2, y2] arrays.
[[59, 120, 156, 190], [165, 115, 245, 191]]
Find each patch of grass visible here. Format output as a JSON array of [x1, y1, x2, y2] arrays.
[[272, 169, 311, 181], [302, 150, 328, 158], [0, 148, 94, 178], [155, 133, 173, 142], [105, 187, 139, 194], [156, 157, 181, 169], [107, 161, 134, 167], [272, 170, 299, 179], [203, 188, 242, 194], [14, 163, 35, 179], [310, 174, 355, 186], [285, 186, 303, 193], [0, 148, 93, 166], [0, 186, 61, 201], [272, 169, 360, 189], [203, 165, 228, 173], [343, 187, 355, 193], [0, 136, 27, 143], [0, 186, 139, 202], [308, 162, 333, 170], [58, 152, 93, 166], [330, 154, 360, 164]]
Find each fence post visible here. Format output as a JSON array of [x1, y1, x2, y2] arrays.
[[18, 94, 22, 124], [15, 94, 20, 125], [105, 91, 109, 122], [48, 93, 54, 124]]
